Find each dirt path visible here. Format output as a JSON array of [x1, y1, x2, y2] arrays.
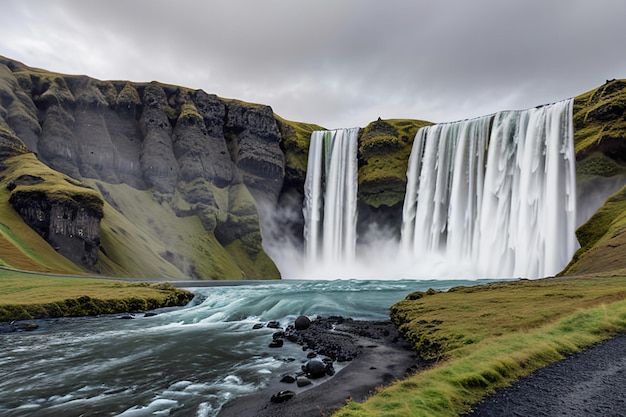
[[466, 333, 626, 417]]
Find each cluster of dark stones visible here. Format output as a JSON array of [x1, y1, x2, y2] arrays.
[[118, 312, 159, 320], [253, 315, 392, 404]]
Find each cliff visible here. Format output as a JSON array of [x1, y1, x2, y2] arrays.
[[561, 79, 626, 276], [0, 56, 287, 279], [0, 54, 625, 279]]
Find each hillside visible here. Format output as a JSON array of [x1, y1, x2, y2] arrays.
[[0, 56, 288, 279]]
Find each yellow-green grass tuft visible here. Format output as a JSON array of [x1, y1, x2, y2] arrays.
[[0, 268, 194, 321], [275, 114, 325, 178], [332, 276, 626, 417]]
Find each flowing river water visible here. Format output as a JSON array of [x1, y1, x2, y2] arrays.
[[0, 279, 496, 416]]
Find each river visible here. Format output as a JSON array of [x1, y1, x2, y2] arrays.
[[0, 279, 496, 416]]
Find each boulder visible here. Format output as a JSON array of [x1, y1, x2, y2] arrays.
[[280, 375, 296, 384], [294, 315, 311, 330], [270, 390, 295, 403], [296, 376, 312, 387], [302, 359, 327, 379], [268, 339, 283, 348]]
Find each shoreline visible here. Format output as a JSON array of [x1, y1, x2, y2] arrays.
[[218, 316, 426, 417]]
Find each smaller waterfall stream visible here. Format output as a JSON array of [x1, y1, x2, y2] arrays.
[[303, 128, 359, 266]]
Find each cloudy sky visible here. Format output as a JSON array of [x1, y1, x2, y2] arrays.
[[1, 1, 625, 129]]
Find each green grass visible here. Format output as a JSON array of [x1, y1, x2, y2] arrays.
[[275, 114, 325, 178], [0, 154, 97, 274], [0, 268, 194, 321], [573, 79, 626, 154], [358, 119, 432, 208], [562, 185, 626, 276], [332, 275, 626, 417]]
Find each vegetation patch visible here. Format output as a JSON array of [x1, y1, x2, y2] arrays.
[[0, 268, 194, 321], [332, 275, 626, 417], [275, 115, 324, 183], [561, 185, 626, 276], [358, 119, 432, 208], [574, 79, 626, 162], [4, 153, 104, 217]]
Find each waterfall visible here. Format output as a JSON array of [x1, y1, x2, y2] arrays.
[[303, 128, 359, 266], [401, 99, 578, 279]]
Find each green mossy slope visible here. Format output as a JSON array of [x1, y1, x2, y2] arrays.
[[358, 119, 432, 208], [564, 79, 626, 275], [0, 153, 99, 274]]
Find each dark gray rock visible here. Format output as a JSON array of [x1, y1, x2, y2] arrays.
[[224, 101, 284, 202], [294, 315, 311, 330], [269, 339, 284, 348], [267, 320, 281, 329], [296, 376, 312, 387], [9, 192, 103, 268], [302, 359, 327, 379], [280, 375, 296, 384], [270, 390, 295, 404]]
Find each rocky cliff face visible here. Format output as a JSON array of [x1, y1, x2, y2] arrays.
[[0, 56, 284, 279], [9, 190, 102, 268]]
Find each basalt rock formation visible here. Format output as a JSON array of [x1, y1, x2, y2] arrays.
[[0, 56, 289, 279]]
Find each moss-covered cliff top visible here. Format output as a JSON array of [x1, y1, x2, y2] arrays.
[[357, 118, 432, 208], [573, 79, 626, 171], [3, 154, 104, 217], [274, 114, 324, 186]]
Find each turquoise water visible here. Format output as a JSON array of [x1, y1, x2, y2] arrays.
[[0, 279, 498, 416]]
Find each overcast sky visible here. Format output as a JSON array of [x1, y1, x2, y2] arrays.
[[1, 1, 625, 129]]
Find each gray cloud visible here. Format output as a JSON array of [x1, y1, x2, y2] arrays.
[[1, 0, 625, 129]]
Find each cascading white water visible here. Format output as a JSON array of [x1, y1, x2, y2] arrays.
[[303, 127, 359, 267], [401, 99, 578, 279]]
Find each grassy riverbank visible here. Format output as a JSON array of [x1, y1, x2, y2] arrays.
[[333, 274, 626, 417], [0, 268, 194, 321]]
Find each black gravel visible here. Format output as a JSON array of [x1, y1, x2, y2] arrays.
[[218, 316, 425, 417], [465, 333, 626, 417]]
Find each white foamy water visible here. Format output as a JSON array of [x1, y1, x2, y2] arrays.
[[304, 128, 359, 265], [0, 279, 494, 417], [293, 100, 577, 280], [402, 99, 578, 278]]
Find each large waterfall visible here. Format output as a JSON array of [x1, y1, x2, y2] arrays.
[[303, 127, 359, 266], [297, 99, 577, 280], [401, 99, 578, 279]]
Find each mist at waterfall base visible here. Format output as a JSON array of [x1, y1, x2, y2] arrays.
[[263, 99, 580, 280], [0, 279, 492, 417]]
